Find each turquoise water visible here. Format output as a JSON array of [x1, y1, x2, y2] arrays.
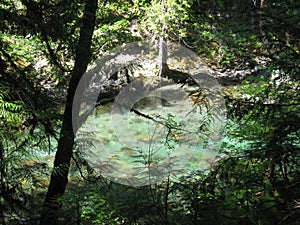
[[76, 86, 226, 186]]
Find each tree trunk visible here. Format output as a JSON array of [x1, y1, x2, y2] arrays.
[[259, 0, 266, 43], [39, 0, 98, 224], [158, 36, 169, 78]]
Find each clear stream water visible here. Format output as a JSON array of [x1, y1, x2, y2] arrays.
[[75, 82, 226, 186]]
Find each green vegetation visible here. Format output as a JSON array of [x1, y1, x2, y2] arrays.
[[0, 0, 299, 224]]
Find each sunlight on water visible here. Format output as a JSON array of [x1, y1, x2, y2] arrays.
[[76, 91, 224, 186], [73, 41, 226, 186]]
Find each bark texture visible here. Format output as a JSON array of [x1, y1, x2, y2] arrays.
[[39, 0, 98, 224]]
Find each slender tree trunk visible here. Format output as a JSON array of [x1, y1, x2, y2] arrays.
[[39, 0, 98, 224], [158, 36, 169, 78], [259, 0, 266, 43]]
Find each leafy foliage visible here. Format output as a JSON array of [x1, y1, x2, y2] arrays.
[[141, 0, 192, 39], [0, 0, 299, 224]]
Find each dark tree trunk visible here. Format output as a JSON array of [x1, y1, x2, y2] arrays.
[[39, 0, 98, 224]]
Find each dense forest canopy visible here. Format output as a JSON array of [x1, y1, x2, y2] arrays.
[[0, 0, 299, 224]]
